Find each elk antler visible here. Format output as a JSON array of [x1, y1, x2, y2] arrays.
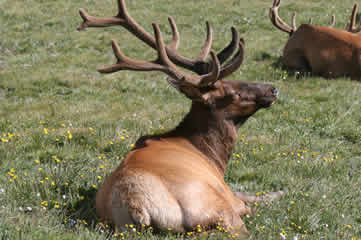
[[308, 15, 335, 27], [218, 38, 245, 80], [346, 3, 361, 33], [329, 15, 336, 28], [77, 0, 239, 75], [98, 24, 222, 101], [269, 0, 297, 36]]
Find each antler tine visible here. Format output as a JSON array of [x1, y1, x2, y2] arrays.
[[153, 23, 175, 68], [97, 24, 178, 74], [98, 24, 180, 77], [291, 12, 297, 30], [194, 26, 239, 75], [329, 15, 336, 27], [167, 17, 180, 51], [352, 3, 361, 33], [308, 15, 335, 28], [116, 0, 127, 19], [77, 0, 157, 48], [346, 3, 361, 33], [269, 0, 296, 35], [77, 8, 124, 30], [196, 22, 213, 61], [153, 23, 220, 86], [97, 40, 165, 74], [218, 38, 245, 80], [163, 17, 214, 63], [347, 3, 358, 32], [216, 27, 240, 64], [198, 51, 221, 86]]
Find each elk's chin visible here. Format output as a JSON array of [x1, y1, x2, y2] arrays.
[[257, 97, 277, 108]]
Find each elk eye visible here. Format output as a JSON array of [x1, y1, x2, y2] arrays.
[[272, 88, 279, 96]]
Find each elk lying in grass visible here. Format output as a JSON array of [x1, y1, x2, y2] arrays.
[[77, 0, 282, 237], [270, 0, 361, 80]]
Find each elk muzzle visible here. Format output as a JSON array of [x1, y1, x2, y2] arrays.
[[256, 85, 278, 108]]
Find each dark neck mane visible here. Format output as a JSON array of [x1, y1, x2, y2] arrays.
[[134, 102, 239, 175]]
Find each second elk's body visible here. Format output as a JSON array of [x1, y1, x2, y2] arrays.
[[270, 0, 361, 80]]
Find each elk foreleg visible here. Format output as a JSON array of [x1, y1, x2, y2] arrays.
[[213, 211, 250, 238], [233, 190, 286, 203], [283, 49, 312, 74], [232, 191, 285, 217]]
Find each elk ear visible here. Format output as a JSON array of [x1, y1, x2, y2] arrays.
[[167, 77, 200, 98], [211, 81, 237, 108]]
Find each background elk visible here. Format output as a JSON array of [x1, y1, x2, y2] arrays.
[[77, 0, 282, 237], [270, 0, 361, 80]]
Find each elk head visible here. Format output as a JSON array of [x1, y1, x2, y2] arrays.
[[77, 0, 280, 237], [77, 0, 277, 124]]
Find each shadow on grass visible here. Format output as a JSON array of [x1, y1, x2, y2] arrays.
[[253, 51, 313, 79], [271, 56, 315, 80], [64, 186, 98, 229], [270, 56, 283, 69]]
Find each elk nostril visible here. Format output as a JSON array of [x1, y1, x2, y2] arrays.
[[271, 88, 279, 96]]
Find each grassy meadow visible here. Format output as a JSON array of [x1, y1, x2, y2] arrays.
[[0, 0, 360, 239]]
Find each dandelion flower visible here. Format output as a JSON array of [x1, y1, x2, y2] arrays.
[[67, 130, 72, 139]]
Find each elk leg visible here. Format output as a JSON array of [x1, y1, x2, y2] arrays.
[[233, 190, 286, 203], [233, 191, 285, 217], [283, 50, 311, 73], [214, 211, 250, 238]]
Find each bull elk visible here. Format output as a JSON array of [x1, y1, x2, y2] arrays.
[[270, 0, 361, 80], [77, 0, 282, 237]]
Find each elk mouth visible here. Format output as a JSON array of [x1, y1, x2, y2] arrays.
[[257, 97, 277, 108], [255, 86, 278, 108], [257, 92, 278, 108]]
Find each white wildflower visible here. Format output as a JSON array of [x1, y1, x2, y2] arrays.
[[280, 233, 287, 239]]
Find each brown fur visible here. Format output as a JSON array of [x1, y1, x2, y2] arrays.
[[270, 0, 361, 80], [282, 24, 361, 79], [76, 1, 282, 236], [96, 80, 279, 237]]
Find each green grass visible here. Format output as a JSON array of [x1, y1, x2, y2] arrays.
[[1, 0, 360, 239]]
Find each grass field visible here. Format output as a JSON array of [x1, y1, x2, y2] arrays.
[[1, 0, 360, 239]]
